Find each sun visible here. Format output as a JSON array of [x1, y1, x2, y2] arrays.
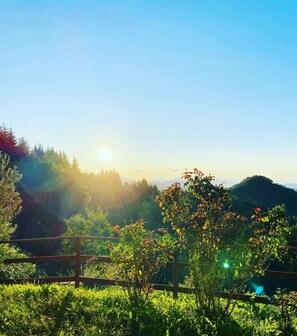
[[98, 148, 113, 163]]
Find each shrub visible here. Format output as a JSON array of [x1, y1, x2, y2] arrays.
[[110, 220, 174, 303], [158, 169, 289, 316]]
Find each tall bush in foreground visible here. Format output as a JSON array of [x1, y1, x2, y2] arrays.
[[0, 152, 35, 279], [110, 220, 173, 303], [158, 169, 289, 316]]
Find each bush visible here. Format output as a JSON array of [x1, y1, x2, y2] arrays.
[[110, 220, 174, 303], [158, 169, 289, 316]]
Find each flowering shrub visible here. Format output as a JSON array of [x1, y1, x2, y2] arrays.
[[158, 169, 289, 316], [110, 220, 174, 302]]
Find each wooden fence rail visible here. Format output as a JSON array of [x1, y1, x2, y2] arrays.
[[0, 236, 297, 304]]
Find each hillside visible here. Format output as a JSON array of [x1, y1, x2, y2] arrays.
[[230, 175, 297, 216]]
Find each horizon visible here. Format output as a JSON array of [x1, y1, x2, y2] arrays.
[[4, 124, 297, 191], [1, 1, 297, 184]]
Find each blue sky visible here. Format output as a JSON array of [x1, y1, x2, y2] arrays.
[[1, 1, 297, 183]]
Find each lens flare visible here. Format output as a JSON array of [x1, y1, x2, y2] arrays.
[[250, 281, 265, 295], [255, 285, 264, 295], [223, 262, 229, 269]]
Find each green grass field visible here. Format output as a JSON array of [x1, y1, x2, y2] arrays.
[[0, 284, 295, 336]]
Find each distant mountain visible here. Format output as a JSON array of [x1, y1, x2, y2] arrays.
[[230, 175, 297, 216], [149, 178, 184, 191], [285, 183, 297, 191], [150, 177, 237, 191]]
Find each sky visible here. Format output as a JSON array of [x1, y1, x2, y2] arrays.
[[1, 0, 297, 184]]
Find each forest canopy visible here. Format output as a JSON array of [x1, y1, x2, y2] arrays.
[[0, 126, 162, 256]]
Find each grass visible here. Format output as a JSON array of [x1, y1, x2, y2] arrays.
[[0, 284, 296, 335]]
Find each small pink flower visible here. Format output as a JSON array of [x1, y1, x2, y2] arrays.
[[254, 208, 261, 214]]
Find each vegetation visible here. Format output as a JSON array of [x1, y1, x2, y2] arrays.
[[0, 152, 35, 279], [0, 126, 163, 258], [1, 126, 297, 335], [158, 169, 289, 316], [110, 220, 173, 302], [62, 208, 113, 255], [0, 284, 296, 336], [230, 175, 297, 217]]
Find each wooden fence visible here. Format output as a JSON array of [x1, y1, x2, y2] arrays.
[[1, 235, 297, 304]]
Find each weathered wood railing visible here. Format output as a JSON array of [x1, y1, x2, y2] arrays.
[[1, 236, 297, 304]]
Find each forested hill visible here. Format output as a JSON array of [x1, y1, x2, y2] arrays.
[[0, 126, 163, 256], [230, 175, 297, 216]]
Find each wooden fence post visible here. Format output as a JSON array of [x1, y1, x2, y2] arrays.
[[173, 252, 179, 299], [75, 237, 81, 288]]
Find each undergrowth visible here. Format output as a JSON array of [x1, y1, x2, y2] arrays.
[[0, 284, 296, 336]]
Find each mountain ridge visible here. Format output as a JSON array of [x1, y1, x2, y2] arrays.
[[230, 175, 297, 216]]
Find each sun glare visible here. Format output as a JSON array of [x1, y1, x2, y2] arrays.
[[98, 148, 113, 163]]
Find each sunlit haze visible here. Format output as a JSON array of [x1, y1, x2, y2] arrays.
[[1, 1, 297, 185], [98, 148, 113, 163]]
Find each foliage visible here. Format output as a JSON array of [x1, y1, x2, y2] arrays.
[[0, 126, 29, 162], [0, 152, 22, 229], [0, 126, 163, 259], [271, 289, 297, 334], [62, 208, 113, 255], [0, 284, 296, 335], [0, 152, 35, 279], [106, 179, 163, 231], [1, 125, 295, 290], [158, 169, 289, 316], [110, 220, 174, 303], [17, 148, 90, 243]]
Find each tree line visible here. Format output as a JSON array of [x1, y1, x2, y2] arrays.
[[1, 125, 297, 278], [0, 126, 163, 257]]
